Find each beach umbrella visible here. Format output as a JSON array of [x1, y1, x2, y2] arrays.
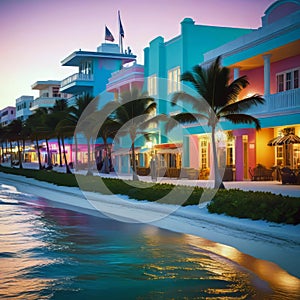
[[268, 133, 300, 146], [267, 133, 300, 168]]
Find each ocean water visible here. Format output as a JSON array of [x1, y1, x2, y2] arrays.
[[0, 184, 299, 299]]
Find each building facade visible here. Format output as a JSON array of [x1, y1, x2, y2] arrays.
[[185, 0, 300, 180], [0, 106, 16, 127], [60, 43, 136, 107], [140, 17, 253, 177], [30, 80, 68, 111], [15, 96, 34, 121]]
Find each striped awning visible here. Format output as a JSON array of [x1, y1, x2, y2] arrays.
[[268, 134, 300, 146]]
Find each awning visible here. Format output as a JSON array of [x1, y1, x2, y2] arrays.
[[268, 134, 300, 146]]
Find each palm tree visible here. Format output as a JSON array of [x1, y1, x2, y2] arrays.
[[97, 117, 120, 173], [26, 109, 48, 170], [48, 99, 69, 167], [62, 93, 98, 170], [0, 125, 8, 163], [7, 119, 24, 169], [168, 56, 264, 189], [107, 89, 161, 181]]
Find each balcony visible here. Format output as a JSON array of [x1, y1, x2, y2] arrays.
[[60, 73, 94, 94], [106, 64, 144, 93], [246, 88, 300, 116], [30, 97, 61, 111]]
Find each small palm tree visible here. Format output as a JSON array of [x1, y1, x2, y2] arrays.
[[63, 93, 98, 170], [168, 56, 264, 189], [48, 99, 69, 167], [7, 119, 24, 169], [25, 108, 48, 170], [108, 89, 162, 181]]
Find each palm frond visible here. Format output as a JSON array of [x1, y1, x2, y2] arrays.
[[171, 91, 198, 108], [222, 113, 261, 130], [218, 94, 264, 115], [165, 112, 207, 132]]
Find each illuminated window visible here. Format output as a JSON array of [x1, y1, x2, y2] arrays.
[[276, 146, 283, 166], [226, 140, 235, 166], [199, 138, 208, 170], [276, 68, 299, 92], [168, 67, 181, 94], [148, 75, 157, 96]]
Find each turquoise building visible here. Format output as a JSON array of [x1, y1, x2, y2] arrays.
[[141, 18, 252, 173], [60, 43, 136, 107]]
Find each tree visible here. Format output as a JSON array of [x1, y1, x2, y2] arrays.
[[48, 99, 69, 167], [62, 93, 98, 170], [7, 119, 25, 169], [25, 108, 49, 170], [168, 56, 264, 189], [107, 89, 161, 181], [97, 117, 120, 173]]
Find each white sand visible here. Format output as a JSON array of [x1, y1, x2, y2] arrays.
[[0, 170, 299, 281]]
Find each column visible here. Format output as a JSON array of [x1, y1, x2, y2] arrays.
[[235, 135, 244, 181], [263, 54, 271, 95]]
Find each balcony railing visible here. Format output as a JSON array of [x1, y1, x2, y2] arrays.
[[60, 73, 94, 88], [246, 88, 300, 115], [30, 97, 60, 111]]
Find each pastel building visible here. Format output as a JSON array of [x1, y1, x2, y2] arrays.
[[30, 80, 68, 111], [60, 43, 136, 107], [184, 0, 300, 180], [106, 63, 146, 173], [0, 106, 16, 127], [15, 96, 34, 121], [140, 17, 253, 176]]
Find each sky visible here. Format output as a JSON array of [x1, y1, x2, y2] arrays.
[[0, 0, 276, 108]]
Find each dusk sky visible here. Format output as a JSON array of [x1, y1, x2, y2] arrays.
[[0, 0, 276, 108]]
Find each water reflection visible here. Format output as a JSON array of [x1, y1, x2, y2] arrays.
[[0, 197, 299, 299]]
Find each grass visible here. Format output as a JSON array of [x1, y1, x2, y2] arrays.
[[1, 165, 300, 225]]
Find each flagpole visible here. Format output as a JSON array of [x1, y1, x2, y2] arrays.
[[118, 10, 124, 54]]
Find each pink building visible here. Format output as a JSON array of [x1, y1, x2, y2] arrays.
[[0, 106, 16, 127], [186, 0, 300, 181]]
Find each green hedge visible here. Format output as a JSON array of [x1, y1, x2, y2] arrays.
[[207, 189, 300, 225], [1, 165, 300, 224]]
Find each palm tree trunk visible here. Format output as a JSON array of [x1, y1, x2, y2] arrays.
[[10, 141, 13, 167], [5, 140, 8, 160], [17, 140, 23, 169], [36, 137, 43, 170], [22, 139, 26, 164], [57, 136, 63, 166], [1, 144, 4, 163], [131, 141, 139, 181], [45, 138, 52, 166], [61, 136, 72, 174], [211, 126, 225, 189]]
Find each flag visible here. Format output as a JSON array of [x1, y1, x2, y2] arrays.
[[105, 26, 114, 42], [118, 11, 124, 38]]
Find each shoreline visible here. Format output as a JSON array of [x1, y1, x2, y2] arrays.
[[0, 171, 300, 280]]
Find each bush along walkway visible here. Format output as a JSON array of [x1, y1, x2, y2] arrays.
[[0, 165, 300, 225]]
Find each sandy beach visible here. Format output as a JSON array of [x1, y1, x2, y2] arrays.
[[0, 170, 299, 282]]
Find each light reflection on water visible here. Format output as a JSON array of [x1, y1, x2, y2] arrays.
[[0, 190, 300, 299]]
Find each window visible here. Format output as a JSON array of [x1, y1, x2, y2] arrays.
[[199, 138, 208, 170], [168, 67, 181, 94], [276, 68, 300, 92], [276, 146, 283, 166], [79, 61, 93, 75], [148, 75, 157, 96], [226, 140, 235, 166]]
